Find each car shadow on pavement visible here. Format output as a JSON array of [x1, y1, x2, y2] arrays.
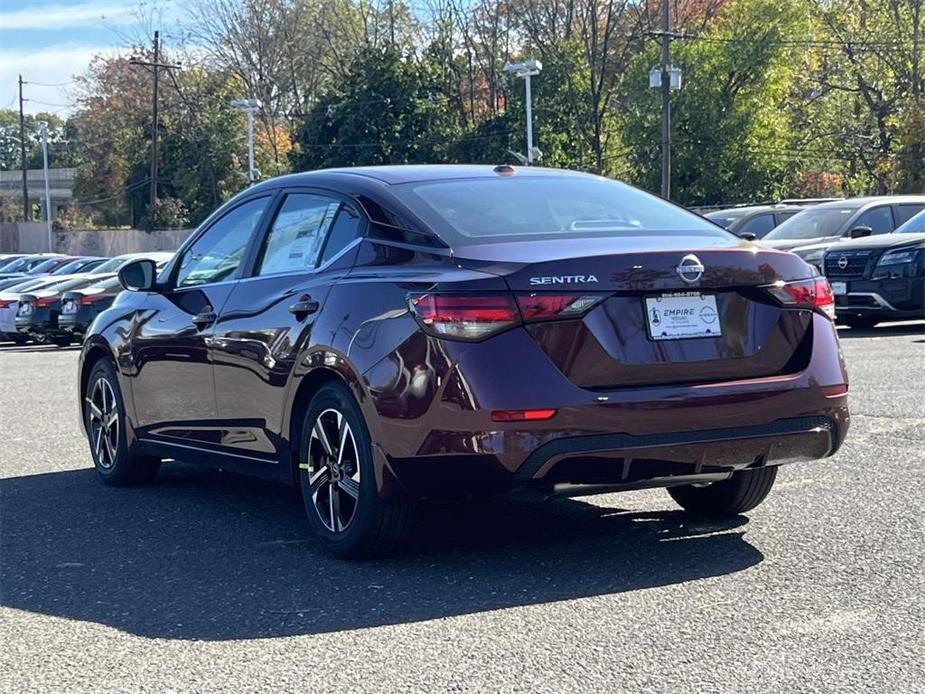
[[1, 463, 762, 641]]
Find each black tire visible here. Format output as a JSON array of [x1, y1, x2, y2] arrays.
[[52, 335, 71, 347], [84, 359, 161, 486], [668, 466, 778, 516], [9, 334, 29, 345], [841, 316, 879, 330], [297, 381, 413, 559]]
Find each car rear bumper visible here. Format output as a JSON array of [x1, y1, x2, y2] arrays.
[[387, 411, 846, 497], [369, 313, 850, 499]]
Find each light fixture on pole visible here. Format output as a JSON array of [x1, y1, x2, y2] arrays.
[[231, 98, 262, 185], [37, 121, 52, 251], [503, 59, 543, 165]]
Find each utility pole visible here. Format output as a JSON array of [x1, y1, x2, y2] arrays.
[[660, 0, 671, 199], [18, 75, 29, 222], [129, 31, 180, 220], [37, 121, 52, 250]]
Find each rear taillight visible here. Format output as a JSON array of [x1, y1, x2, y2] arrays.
[[514, 293, 605, 321], [409, 294, 519, 340], [79, 293, 106, 305], [0, 298, 14, 309], [410, 292, 606, 340], [766, 278, 835, 319], [35, 295, 59, 307]]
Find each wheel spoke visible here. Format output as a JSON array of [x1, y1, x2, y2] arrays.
[[308, 466, 330, 493], [312, 419, 335, 458], [338, 476, 360, 499], [93, 425, 104, 459], [336, 421, 352, 467], [86, 399, 103, 421], [329, 479, 342, 531], [103, 431, 117, 465]]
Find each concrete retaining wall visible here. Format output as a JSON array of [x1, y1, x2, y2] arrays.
[[0, 223, 193, 256]]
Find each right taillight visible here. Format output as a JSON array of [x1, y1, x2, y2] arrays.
[[409, 294, 520, 340], [79, 293, 106, 305], [766, 278, 835, 319]]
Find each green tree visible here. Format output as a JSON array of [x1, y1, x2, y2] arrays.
[[290, 48, 461, 170], [622, 0, 807, 204]]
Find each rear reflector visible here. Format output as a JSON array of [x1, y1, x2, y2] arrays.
[[766, 278, 835, 319], [515, 293, 605, 321], [410, 294, 519, 340], [822, 384, 848, 397], [491, 409, 557, 422]]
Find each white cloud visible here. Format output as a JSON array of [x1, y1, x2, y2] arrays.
[[0, 44, 117, 115], [0, 1, 134, 31]]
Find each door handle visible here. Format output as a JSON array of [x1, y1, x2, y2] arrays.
[[289, 294, 319, 318], [192, 310, 217, 329]]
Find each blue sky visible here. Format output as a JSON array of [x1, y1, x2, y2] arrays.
[[0, 0, 182, 115]]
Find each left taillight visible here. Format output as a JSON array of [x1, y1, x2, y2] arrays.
[[35, 295, 59, 307], [766, 278, 835, 319], [0, 298, 14, 309], [409, 294, 520, 340], [514, 293, 605, 321]]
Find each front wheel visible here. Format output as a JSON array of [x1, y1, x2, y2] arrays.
[[298, 382, 413, 558], [84, 359, 161, 486], [668, 466, 777, 516]]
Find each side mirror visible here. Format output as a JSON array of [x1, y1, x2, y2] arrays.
[[849, 226, 873, 239], [118, 258, 158, 292], [737, 231, 758, 241]]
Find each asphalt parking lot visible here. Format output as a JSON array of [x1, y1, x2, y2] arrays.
[[1, 324, 924, 693]]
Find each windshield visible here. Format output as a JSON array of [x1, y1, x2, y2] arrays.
[[896, 209, 925, 233], [764, 206, 856, 240], [89, 256, 129, 274], [396, 176, 726, 244], [28, 258, 69, 274], [52, 258, 96, 275], [0, 256, 36, 273], [0, 256, 25, 271]]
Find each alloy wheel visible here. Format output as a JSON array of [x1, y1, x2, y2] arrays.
[[87, 378, 119, 469], [304, 408, 361, 533]]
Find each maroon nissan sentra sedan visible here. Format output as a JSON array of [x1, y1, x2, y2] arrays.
[[78, 165, 848, 557]]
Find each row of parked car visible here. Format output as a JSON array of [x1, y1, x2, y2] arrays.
[[704, 195, 925, 329], [0, 252, 173, 346]]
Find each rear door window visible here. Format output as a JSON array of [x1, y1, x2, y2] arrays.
[[853, 206, 895, 235], [257, 194, 340, 275], [320, 205, 364, 265]]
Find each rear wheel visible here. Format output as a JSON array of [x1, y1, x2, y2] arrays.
[[668, 466, 777, 516], [298, 382, 413, 558], [84, 359, 161, 486], [841, 316, 879, 330]]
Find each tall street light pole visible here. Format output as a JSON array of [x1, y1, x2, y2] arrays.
[[231, 98, 262, 185], [37, 121, 52, 251], [503, 60, 543, 165]]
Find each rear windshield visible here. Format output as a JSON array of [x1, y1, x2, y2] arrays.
[[394, 176, 727, 245], [763, 206, 855, 240]]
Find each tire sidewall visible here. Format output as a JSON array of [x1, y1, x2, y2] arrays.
[[298, 382, 379, 555]]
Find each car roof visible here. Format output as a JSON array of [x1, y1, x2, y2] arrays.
[[811, 195, 925, 210], [251, 165, 596, 189]]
